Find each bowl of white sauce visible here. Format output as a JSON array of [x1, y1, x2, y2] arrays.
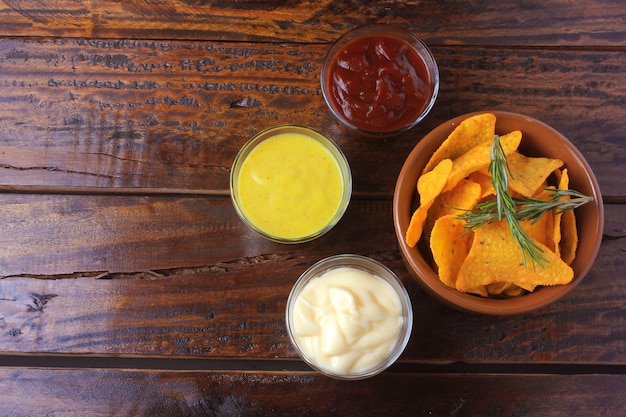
[[286, 254, 413, 379]]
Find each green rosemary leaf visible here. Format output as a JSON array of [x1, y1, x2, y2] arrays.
[[486, 135, 548, 267], [455, 189, 594, 231], [453, 135, 593, 268]]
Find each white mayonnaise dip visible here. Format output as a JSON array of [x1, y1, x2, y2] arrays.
[[291, 266, 404, 374]]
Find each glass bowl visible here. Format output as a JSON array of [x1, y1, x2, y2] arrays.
[[286, 254, 413, 379], [321, 24, 439, 137], [230, 125, 351, 244]]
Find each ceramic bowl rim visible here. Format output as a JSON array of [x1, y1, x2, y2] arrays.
[[392, 110, 604, 315]]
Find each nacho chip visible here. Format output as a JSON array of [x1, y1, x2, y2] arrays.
[[486, 281, 509, 295], [430, 214, 473, 288], [424, 179, 482, 243], [404, 113, 585, 298], [521, 217, 553, 250], [456, 220, 574, 296], [486, 281, 524, 297], [503, 284, 525, 297], [522, 187, 555, 249], [555, 169, 579, 265], [508, 152, 564, 196], [405, 158, 453, 247], [443, 130, 522, 193], [467, 170, 495, 198], [560, 209, 578, 265], [553, 170, 565, 258], [423, 113, 496, 174]]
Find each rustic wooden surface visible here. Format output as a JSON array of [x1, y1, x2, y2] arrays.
[[0, 1, 625, 415], [1, 369, 625, 417]]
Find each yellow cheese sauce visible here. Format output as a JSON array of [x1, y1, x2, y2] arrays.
[[291, 267, 404, 374], [236, 132, 345, 240]]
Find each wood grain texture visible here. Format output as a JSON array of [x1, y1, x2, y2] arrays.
[[0, 1, 625, 413], [0, 39, 625, 195], [0, 204, 623, 362], [0, 194, 396, 276], [0, 0, 625, 46], [0, 368, 624, 417]]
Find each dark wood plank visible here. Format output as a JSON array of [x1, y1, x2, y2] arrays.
[[0, 1, 623, 413], [0, 368, 624, 417], [0, 194, 396, 276], [0, 0, 625, 46], [0, 201, 623, 363], [0, 39, 625, 195]]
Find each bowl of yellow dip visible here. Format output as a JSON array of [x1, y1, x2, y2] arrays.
[[230, 125, 352, 243]]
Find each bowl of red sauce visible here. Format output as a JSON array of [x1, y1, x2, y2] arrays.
[[321, 24, 439, 137]]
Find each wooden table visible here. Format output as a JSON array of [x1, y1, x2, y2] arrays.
[[0, 1, 625, 415]]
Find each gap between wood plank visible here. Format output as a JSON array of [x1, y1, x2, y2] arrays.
[[0, 354, 625, 375], [0, 185, 393, 200], [0, 185, 623, 203]]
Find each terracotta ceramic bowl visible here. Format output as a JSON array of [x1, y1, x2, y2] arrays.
[[393, 111, 604, 315]]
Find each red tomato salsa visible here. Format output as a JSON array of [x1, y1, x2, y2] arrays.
[[327, 34, 432, 133]]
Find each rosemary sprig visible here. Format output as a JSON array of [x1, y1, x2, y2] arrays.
[[488, 134, 514, 223], [515, 189, 593, 222], [459, 190, 593, 230], [489, 135, 547, 267], [456, 135, 593, 268]]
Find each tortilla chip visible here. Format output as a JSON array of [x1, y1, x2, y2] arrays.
[[405, 159, 453, 247], [503, 284, 525, 297], [508, 152, 564, 196], [560, 209, 578, 265], [522, 187, 555, 249], [486, 281, 509, 295], [456, 220, 574, 296], [443, 130, 522, 193], [555, 169, 578, 265], [553, 171, 564, 257], [424, 179, 482, 243], [430, 214, 473, 288], [423, 113, 496, 174], [404, 113, 585, 298], [467, 171, 495, 198], [521, 217, 553, 249], [486, 281, 524, 297]]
